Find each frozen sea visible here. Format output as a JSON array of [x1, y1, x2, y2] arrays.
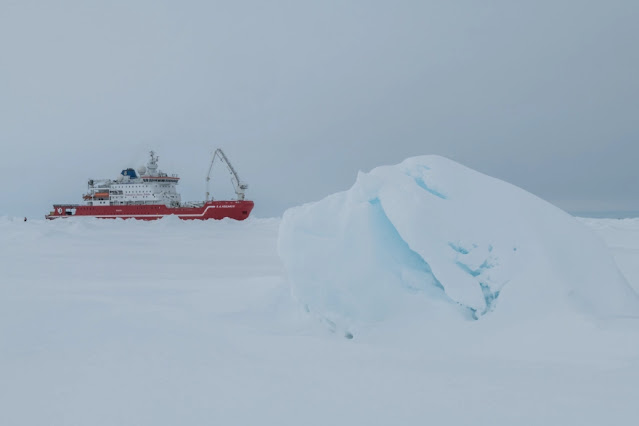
[[1, 215, 639, 425]]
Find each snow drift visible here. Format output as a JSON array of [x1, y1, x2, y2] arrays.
[[278, 156, 639, 329]]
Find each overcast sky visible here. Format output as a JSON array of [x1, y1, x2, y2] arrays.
[[1, 0, 638, 218]]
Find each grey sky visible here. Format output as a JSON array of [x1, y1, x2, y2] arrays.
[[1, 1, 638, 218]]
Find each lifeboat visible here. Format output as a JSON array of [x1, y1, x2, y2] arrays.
[[83, 192, 109, 199]]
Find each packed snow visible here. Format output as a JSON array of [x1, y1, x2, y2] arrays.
[[1, 214, 639, 424], [279, 155, 639, 333]]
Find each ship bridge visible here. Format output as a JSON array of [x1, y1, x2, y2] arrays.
[[83, 152, 182, 207]]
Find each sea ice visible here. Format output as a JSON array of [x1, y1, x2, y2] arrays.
[[278, 156, 639, 330], [2, 213, 639, 425]]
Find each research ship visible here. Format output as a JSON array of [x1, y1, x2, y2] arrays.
[[46, 149, 254, 220]]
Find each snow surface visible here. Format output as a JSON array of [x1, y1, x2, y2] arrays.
[[279, 156, 639, 333], [2, 214, 639, 425]]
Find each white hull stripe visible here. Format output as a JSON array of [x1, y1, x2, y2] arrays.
[[51, 205, 242, 218]]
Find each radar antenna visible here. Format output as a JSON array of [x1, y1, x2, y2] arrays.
[[205, 148, 248, 201]]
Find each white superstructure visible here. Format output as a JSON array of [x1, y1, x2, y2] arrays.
[[84, 151, 183, 207]]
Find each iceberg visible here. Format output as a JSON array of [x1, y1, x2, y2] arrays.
[[278, 156, 639, 330]]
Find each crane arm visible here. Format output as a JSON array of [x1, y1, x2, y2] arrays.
[[205, 149, 248, 201]]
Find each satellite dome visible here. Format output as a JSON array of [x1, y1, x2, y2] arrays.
[[137, 165, 147, 175]]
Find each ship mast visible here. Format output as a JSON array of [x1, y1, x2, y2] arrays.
[[146, 151, 159, 176]]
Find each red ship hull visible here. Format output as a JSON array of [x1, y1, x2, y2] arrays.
[[46, 201, 254, 221]]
